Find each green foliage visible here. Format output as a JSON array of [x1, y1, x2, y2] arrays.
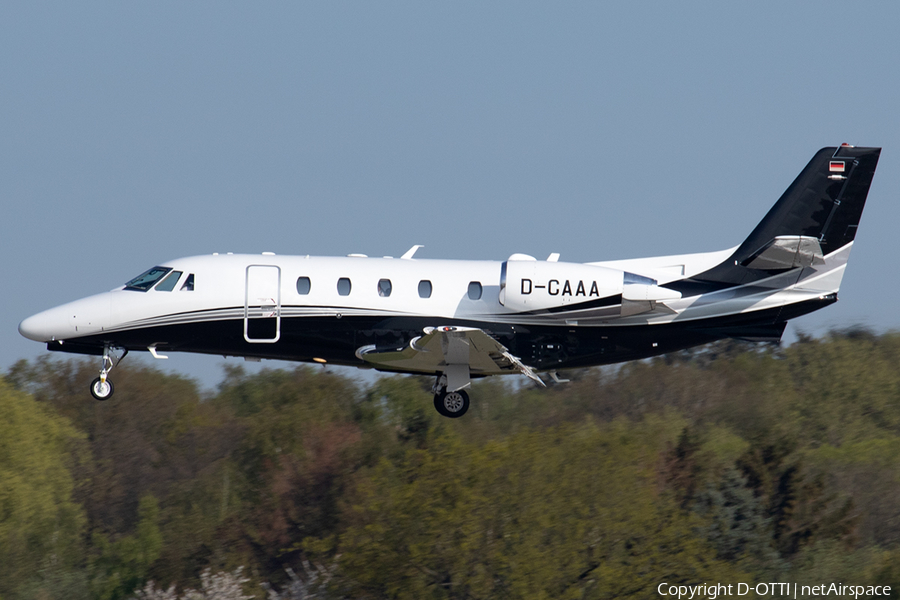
[[5, 329, 900, 596], [201, 366, 371, 585], [5, 358, 241, 597], [335, 419, 748, 599], [7, 357, 233, 537], [367, 375, 437, 449], [90, 496, 164, 600], [690, 467, 785, 576], [786, 330, 900, 445], [0, 378, 86, 598]]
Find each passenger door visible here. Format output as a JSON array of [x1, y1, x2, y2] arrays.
[[244, 265, 281, 343]]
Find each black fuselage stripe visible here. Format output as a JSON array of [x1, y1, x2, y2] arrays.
[[57, 296, 834, 372]]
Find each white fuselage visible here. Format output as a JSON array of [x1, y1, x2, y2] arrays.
[[19, 244, 846, 354]]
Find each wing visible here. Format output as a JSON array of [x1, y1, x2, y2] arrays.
[[355, 326, 545, 391]]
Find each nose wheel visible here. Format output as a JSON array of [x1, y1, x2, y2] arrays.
[[90, 345, 127, 401], [90, 377, 115, 400]]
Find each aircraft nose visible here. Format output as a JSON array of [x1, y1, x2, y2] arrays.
[[18, 293, 111, 343], [18, 306, 73, 342]]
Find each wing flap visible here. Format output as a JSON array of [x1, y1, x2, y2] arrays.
[[356, 326, 545, 387]]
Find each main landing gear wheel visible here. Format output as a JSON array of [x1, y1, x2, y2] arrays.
[[90, 377, 114, 401], [434, 388, 470, 418]]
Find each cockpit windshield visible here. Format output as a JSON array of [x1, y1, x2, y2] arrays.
[[124, 266, 172, 291]]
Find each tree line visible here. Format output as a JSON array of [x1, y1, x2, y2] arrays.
[[2, 330, 899, 599]]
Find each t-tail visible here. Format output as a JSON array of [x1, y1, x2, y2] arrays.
[[666, 144, 881, 341], [673, 144, 881, 293]]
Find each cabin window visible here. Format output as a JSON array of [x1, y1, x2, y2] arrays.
[[155, 270, 183, 292], [418, 280, 432, 298], [125, 266, 172, 292], [337, 277, 352, 296], [468, 281, 482, 300], [377, 279, 392, 297], [296, 276, 311, 295], [181, 274, 195, 291]]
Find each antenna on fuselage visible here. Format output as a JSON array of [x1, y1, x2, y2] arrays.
[[401, 245, 424, 259]]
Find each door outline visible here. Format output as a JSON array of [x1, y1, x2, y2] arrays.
[[244, 265, 281, 343]]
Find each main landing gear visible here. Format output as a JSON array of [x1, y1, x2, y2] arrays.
[[432, 375, 470, 418], [434, 388, 470, 418], [90, 345, 127, 401]]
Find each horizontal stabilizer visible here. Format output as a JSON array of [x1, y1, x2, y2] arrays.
[[741, 235, 825, 270]]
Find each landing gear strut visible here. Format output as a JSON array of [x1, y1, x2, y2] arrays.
[[90, 345, 127, 401]]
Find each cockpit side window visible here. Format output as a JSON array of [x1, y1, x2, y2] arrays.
[[125, 266, 172, 292], [180, 274, 195, 291], [155, 270, 183, 292]]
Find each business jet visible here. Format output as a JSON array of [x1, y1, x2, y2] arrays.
[[19, 145, 880, 417]]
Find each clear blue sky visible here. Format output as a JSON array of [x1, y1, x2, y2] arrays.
[[3, 2, 898, 390]]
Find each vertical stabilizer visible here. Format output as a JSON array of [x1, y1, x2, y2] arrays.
[[674, 145, 880, 291]]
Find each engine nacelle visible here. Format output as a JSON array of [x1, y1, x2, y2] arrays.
[[499, 257, 624, 312]]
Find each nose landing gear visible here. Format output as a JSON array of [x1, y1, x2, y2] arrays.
[[90, 345, 127, 401]]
